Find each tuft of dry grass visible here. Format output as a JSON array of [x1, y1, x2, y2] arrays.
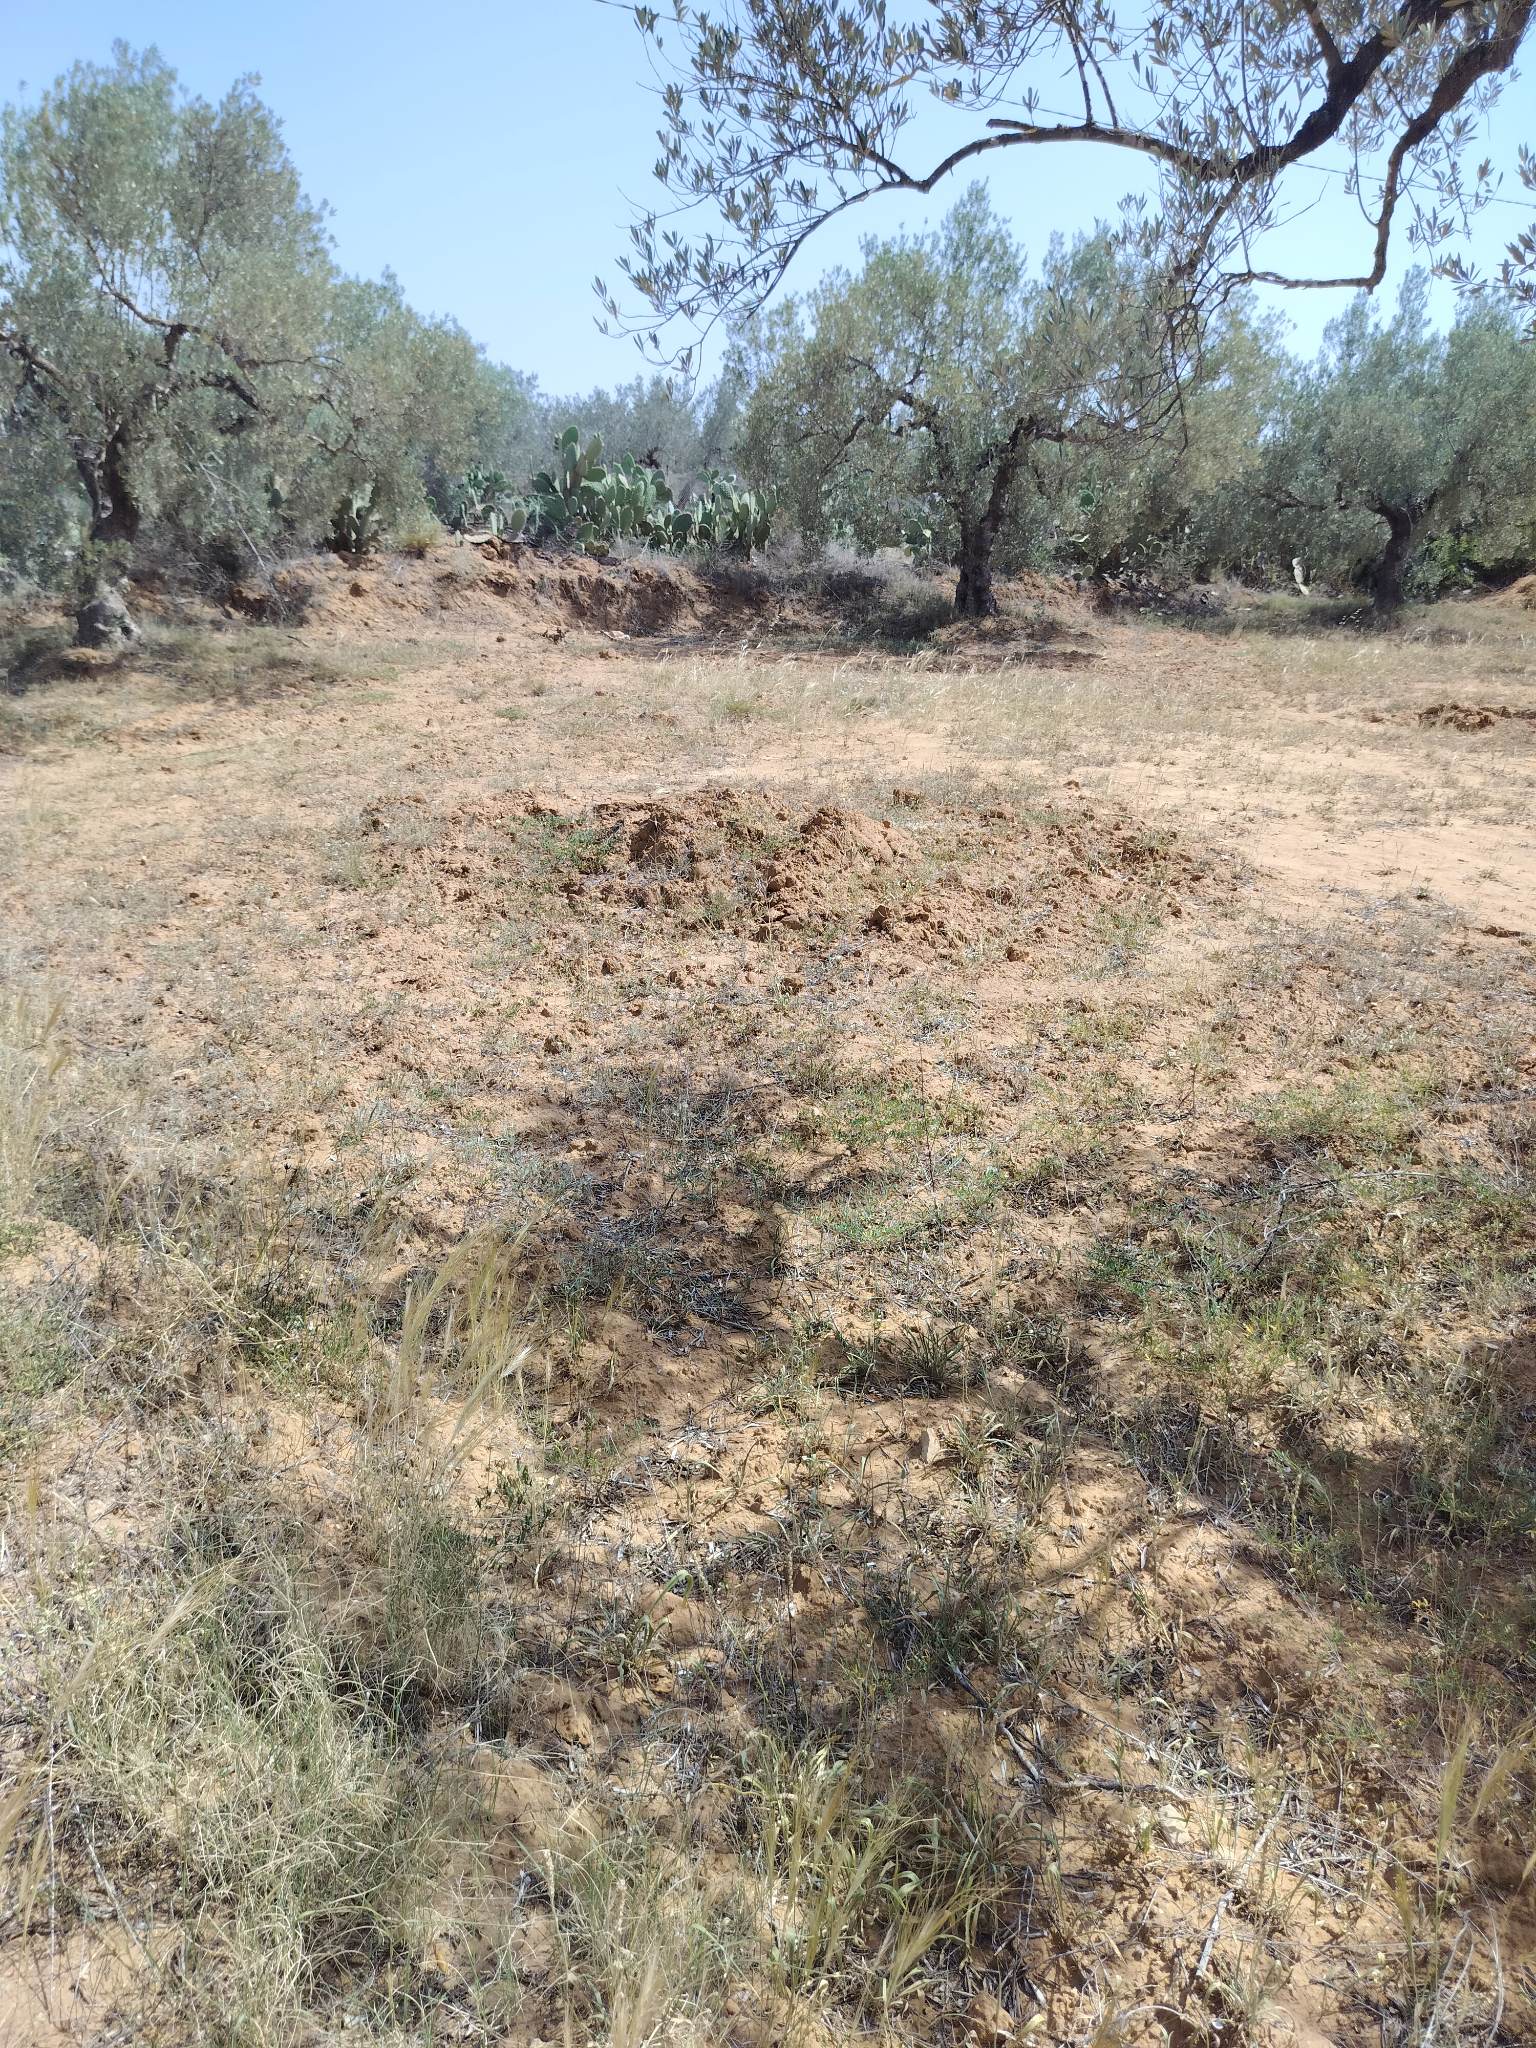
[[0, 996, 68, 1228]]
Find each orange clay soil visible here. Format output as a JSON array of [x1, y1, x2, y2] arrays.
[[1, 547, 1533, 2047]]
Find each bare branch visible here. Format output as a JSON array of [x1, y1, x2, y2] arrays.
[[606, 0, 1534, 357]]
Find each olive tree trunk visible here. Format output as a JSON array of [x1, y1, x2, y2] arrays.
[[72, 426, 144, 646], [955, 522, 1001, 617], [1368, 503, 1420, 613], [952, 422, 1034, 619]]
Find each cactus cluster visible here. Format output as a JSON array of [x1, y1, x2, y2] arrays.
[[690, 472, 776, 555], [444, 466, 516, 536], [446, 427, 776, 559], [507, 426, 621, 551], [902, 512, 937, 561], [328, 484, 382, 556]]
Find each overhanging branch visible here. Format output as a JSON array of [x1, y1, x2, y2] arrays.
[[608, 0, 1534, 355]]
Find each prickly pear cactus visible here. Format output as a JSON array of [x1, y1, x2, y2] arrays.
[[494, 428, 776, 559], [328, 485, 382, 556]]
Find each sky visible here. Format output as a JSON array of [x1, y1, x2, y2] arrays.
[[6, 2, 1535, 393]]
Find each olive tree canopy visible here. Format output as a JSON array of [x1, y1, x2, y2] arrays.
[[604, 0, 1535, 360], [741, 189, 1194, 611], [0, 46, 333, 556], [1256, 276, 1536, 606], [1, 46, 517, 616]]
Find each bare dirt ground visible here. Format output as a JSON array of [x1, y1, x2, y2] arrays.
[[2, 550, 1533, 2048]]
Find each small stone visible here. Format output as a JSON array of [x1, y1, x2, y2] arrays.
[[965, 1989, 1016, 2046], [1156, 1801, 1190, 1844], [75, 585, 139, 648]]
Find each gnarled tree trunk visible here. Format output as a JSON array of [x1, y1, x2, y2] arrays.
[[72, 424, 144, 645], [74, 424, 143, 549], [952, 419, 1034, 619], [1369, 502, 1420, 613], [955, 522, 1000, 617]]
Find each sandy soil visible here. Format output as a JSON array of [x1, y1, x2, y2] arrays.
[[1, 549, 1533, 2047]]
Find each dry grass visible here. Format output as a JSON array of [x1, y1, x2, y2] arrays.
[[2, 558, 1534, 2046]]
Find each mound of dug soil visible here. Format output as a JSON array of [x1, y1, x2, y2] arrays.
[[1417, 701, 1536, 732], [365, 783, 1218, 966]]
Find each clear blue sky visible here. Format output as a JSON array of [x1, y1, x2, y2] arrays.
[[7, 3, 1535, 390]]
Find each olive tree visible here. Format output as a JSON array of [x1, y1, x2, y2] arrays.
[[607, 0, 1534, 356], [0, 46, 333, 599], [739, 189, 1191, 613], [1031, 305, 1288, 581], [1257, 276, 1536, 608], [301, 277, 493, 530], [134, 274, 502, 573], [1, 48, 523, 610]]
